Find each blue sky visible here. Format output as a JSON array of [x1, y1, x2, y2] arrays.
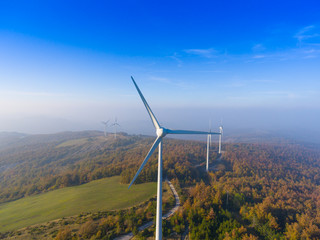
[[0, 1, 320, 137]]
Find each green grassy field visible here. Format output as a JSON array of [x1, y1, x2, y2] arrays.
[[0, 176, 156, 232]]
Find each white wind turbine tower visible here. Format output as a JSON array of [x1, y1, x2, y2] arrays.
[[128, 77, 221, 240], [111, 118, 120, 139], [101, 120, 109, 137], [219, 120, 223, 154], [206, 121, 212, 172]]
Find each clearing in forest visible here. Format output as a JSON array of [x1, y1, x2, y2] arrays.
[[0, 176, 156, 232]]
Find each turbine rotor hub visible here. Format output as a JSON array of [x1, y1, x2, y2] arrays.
[[156, 128, 167, 137]]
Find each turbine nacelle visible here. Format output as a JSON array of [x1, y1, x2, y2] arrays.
[[156, 128, 167, 137]]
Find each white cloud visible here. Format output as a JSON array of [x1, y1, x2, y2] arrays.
[[252, 55, 266, 59], [252, 79, 279, 84], [184, 48, 217, 58], [252, 44, 266, 52], [169, 52, 183, 67], [149, 76, 172, 84], [148, 75, 191, 89], [303, 55, 317, 59], [294, 25, 320, 44]]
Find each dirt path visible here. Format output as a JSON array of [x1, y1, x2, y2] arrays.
[[114, 179, 180, 240]]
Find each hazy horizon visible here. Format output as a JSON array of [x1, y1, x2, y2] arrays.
[[1, 106, 319, 145]]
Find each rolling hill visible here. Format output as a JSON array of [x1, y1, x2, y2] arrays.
[[0, 176, 156, 232]]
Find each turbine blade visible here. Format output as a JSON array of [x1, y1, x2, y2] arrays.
[[167, 129, 221, 135], [128, 136, 162, 189], [131, 76, 161, 129]]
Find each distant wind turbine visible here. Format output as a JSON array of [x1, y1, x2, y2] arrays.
[[128, 76, 221, 240], [219, 120, 223, 154], [111, 118, 120, 139], [206, 121, 212, 172], [101, 120, 109, 137]]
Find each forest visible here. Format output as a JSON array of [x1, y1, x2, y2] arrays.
[[0, 131, 320, 239]]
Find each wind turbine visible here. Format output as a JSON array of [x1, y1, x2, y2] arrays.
[[128, 77, 221, 240], [101, 120, 109, 137], [111, 118, 120, 139], [206, 121, 212, 172], [218, 120, 223, 154]]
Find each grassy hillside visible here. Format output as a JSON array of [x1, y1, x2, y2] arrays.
[[0, 131, 208, 204], [0, 176, 156, 232]]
